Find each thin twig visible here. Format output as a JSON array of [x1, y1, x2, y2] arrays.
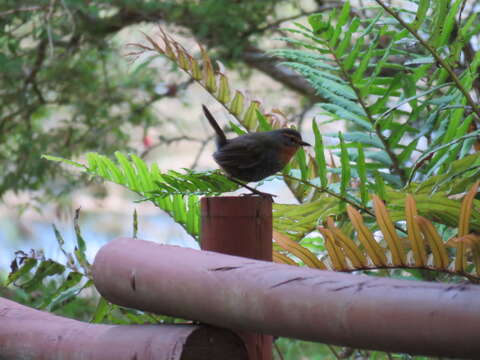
[[282, 174, 374, 216], [190, 135, 215, 169], [45, 0, 57, 57], [141, 135, 204, 158], [243, 5, 342, 38], [23, 38, 48, 104], [0, 6, 44, 17], [273, 341, 285, 360], [227, 176, 276, 198], [327, 345, 341, 360], [60, 0, 76, 36]]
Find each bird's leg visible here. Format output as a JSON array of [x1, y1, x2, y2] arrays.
[[227, 177, 276, 199]]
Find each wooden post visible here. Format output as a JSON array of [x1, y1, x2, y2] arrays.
[[201, 196, 273, 360]]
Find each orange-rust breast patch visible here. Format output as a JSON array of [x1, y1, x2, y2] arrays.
[[279, 146, 298, 165]]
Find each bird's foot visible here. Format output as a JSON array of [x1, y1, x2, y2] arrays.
[[241, 189, 276, 200], [226, 176, 277, 199]]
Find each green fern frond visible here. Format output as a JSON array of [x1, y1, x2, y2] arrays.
[[43, 152, 239, 238], [274, 0, 480, 193]]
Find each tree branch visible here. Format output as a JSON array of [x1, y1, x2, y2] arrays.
[[74, 7, 323, 102], [242, 45, 322, 102]]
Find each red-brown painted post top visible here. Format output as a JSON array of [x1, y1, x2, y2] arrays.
[[200, 196, 273, 360], [200, 196, 272, 261]]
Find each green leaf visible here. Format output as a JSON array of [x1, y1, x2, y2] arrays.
[[308, 13, 331, 34], [377, 82, 454, 122], [229, 121, 247, 136], [320, 103, 372, 130], [295, 148, 308, 181], [274, 195, 343, 240], [338, 1, 351, 27], [312, 121, 328, 188], [243, 101, 260, 130], [343, 35, 364, 71], [430, 0, 449, 47], [217, 73, 231, 104], [74, 208, 90, 273], [437, 0, 463, 46], [357, 144, 368, 205], [256, 109, 273, 132], [47, 280, 93, 312], [41, 155, 85, 169], [374, 171, 386, 200], [326, 132, 384, 148], [39, 271, 84, 309], [409, 129, 480, 183], [131, 154, 154, 191], [7, 258, 37, 286], [283, 63, 355, 99], [115, 152, 140, 190], [339, 132, 350, 201], [91, 297, 110, 323], [21, 260, 65, 292], [411, 0, 430, 30], [229, 90, 244, 117], [352, 46, 374, 83]]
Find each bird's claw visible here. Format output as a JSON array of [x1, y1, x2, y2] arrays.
[[241, 191, 276, 200]]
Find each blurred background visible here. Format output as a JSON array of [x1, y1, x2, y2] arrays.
[[2, 0, 480, 358], [1, 3, 339, 355], [0, 0, 345, 269]]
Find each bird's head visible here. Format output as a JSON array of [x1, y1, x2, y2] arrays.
[[277, 128, 311, 148], [273, 128, 311, 165]]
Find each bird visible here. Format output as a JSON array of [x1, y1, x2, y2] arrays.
[[202, 105, 310, 196]]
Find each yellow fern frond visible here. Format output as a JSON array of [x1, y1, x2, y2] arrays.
[[273, 230, 327, 270], [273, 250, 298, 266], [455, 181, 480, 272], [347, 205, 387, 267], [405, 194, 427, 266], [372, 195, 406, 266], [415, 215, 449, 269], [318, 227, 348, 270], [326, 218, 368, 268]]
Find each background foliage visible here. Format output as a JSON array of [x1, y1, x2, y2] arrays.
[[2, 1, 480, 359]]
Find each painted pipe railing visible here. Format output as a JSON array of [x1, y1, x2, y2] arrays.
[[93, 237, 480, 359], [2, 196, 480, 359], [0, 297, 247, 359]]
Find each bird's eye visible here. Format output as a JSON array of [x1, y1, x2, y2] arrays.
[[283, 135, 298, 146]]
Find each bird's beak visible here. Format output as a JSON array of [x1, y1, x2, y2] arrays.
[[299, 140, 311, 146]]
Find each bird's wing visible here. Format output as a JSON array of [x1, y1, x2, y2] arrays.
[[214, 139, 264, 169]]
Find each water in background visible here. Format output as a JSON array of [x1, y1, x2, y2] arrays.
[[0, 178, 294, 272], [0, 211, 198, 272]]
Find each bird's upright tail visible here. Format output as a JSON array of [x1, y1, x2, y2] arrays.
[[202, 105, 227, 147]]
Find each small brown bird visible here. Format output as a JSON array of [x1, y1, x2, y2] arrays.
[[202, 105, 310, 195]]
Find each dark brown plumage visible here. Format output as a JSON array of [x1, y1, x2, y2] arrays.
[[202, 105, 310, 183]]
